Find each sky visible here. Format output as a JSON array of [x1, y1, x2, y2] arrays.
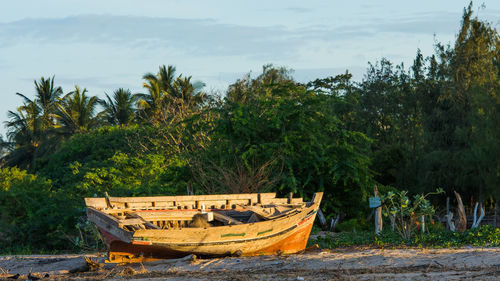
[[0, 0, 499, 136]]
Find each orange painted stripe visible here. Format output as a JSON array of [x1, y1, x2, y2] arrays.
[[134, 208, 248, 212], [298, 215, 313, 226], [132, 241, 152, 245]]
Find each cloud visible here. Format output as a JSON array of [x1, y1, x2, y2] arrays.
[[0, 12, 468, 62], [0, 15, 300, 60]]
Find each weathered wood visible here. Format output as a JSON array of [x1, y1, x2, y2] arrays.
[[446, 197, 450, 230], [495, 202, 498, 228], [446, 212, 456, 232], [317, 208, 327, 229], [454, 191, 467, 232], [236, 204, 273, 220], [374, 186, 382, 235], [143, 254, 196, 265], [86, 192, 323, 262], [125, 212, 160, 229], [471, 202, 485, 228], [213, 212, 243, 225], [86, 207, 133, 242], [119, 218, 146, 226], [421, 215, 425, 233], [329, 213, 340, 232], [105, 192, 114, 209], [106, 193, 277, 204]]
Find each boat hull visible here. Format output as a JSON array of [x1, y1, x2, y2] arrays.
[[86, 192, 323, 263], [101, 211, 317, 263]]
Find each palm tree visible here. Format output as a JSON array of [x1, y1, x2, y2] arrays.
[[16, 76, 63, 130], [1, 76, 62, 168], [100, 88, 137, 127], [172, 76, 207, 111], [54, 86, 101, 135], [137, 74, 166, 124], [2, 97, 43, 168], [136, 65, 207, 124]]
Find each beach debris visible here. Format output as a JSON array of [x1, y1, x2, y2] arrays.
[[7, 273, 20, 279]]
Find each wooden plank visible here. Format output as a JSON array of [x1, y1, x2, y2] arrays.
[[86, 207, 133, 242], [213, 212, 243, 225], [119, 218, 145, 225], [104, 193, 276, 204], [125, 212, 160, 229], [84, 198, 107, 209], [236, 205, 273, 220], [134, 211, 202, 221]]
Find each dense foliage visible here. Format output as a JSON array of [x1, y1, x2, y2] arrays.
[[311, 225, 500, 248], [0, 4, 498, 252]]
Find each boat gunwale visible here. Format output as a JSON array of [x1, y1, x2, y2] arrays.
[[86, 192, 323, 244]]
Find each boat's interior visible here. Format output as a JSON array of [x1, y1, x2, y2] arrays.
[[85, 193, 310, 231]]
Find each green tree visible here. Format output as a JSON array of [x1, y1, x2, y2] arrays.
[[137, 68, 169, 124], [421, 3, 500, 201], [194, 66, 373, 217], [137, 65, 207, 124], [54, 86, 101, 135], [17, 76, 63, 130], [100, 88, 137, 127], [2, 98, 43, 169]]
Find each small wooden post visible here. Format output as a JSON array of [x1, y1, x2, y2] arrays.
[[187, 182, 194, 195], [374, 186, 382, 235], [288, 192, 293, 204], [446, 197, 450, 230], [421, 215, 425, 233], [494, 202, 498, 228]]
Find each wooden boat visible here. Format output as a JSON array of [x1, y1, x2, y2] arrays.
[[85, 192, 323, 263]]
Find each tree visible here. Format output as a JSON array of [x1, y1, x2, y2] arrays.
[[54, 86, 101, 135], [421, 3, 500, 201], [17, 76, 63, 130], [100, 88, 137, 127], [194, 66, 373, 217], [137, 65, 207, 124], [2, 98, 43, 169]]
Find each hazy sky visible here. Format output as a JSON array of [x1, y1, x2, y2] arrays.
[[1, 1, 499, 136]]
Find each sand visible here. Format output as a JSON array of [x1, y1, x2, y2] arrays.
[[0, 247, 499, 280]]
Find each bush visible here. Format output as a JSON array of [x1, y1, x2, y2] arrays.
[[0, 167, 77, 251], [381, 188, 444, 239], [310, 225, 500, 248]]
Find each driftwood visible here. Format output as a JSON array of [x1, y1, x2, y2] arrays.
[[453, 191, 467, 232], [446, 212, 456, 232], [69, 257, 102, 273], [329, 213, 340, 232], [446, 197, 450, 230], [142, 254, 196, 265], [471, 203, 485, 228], [317, 209, 327, 230]]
